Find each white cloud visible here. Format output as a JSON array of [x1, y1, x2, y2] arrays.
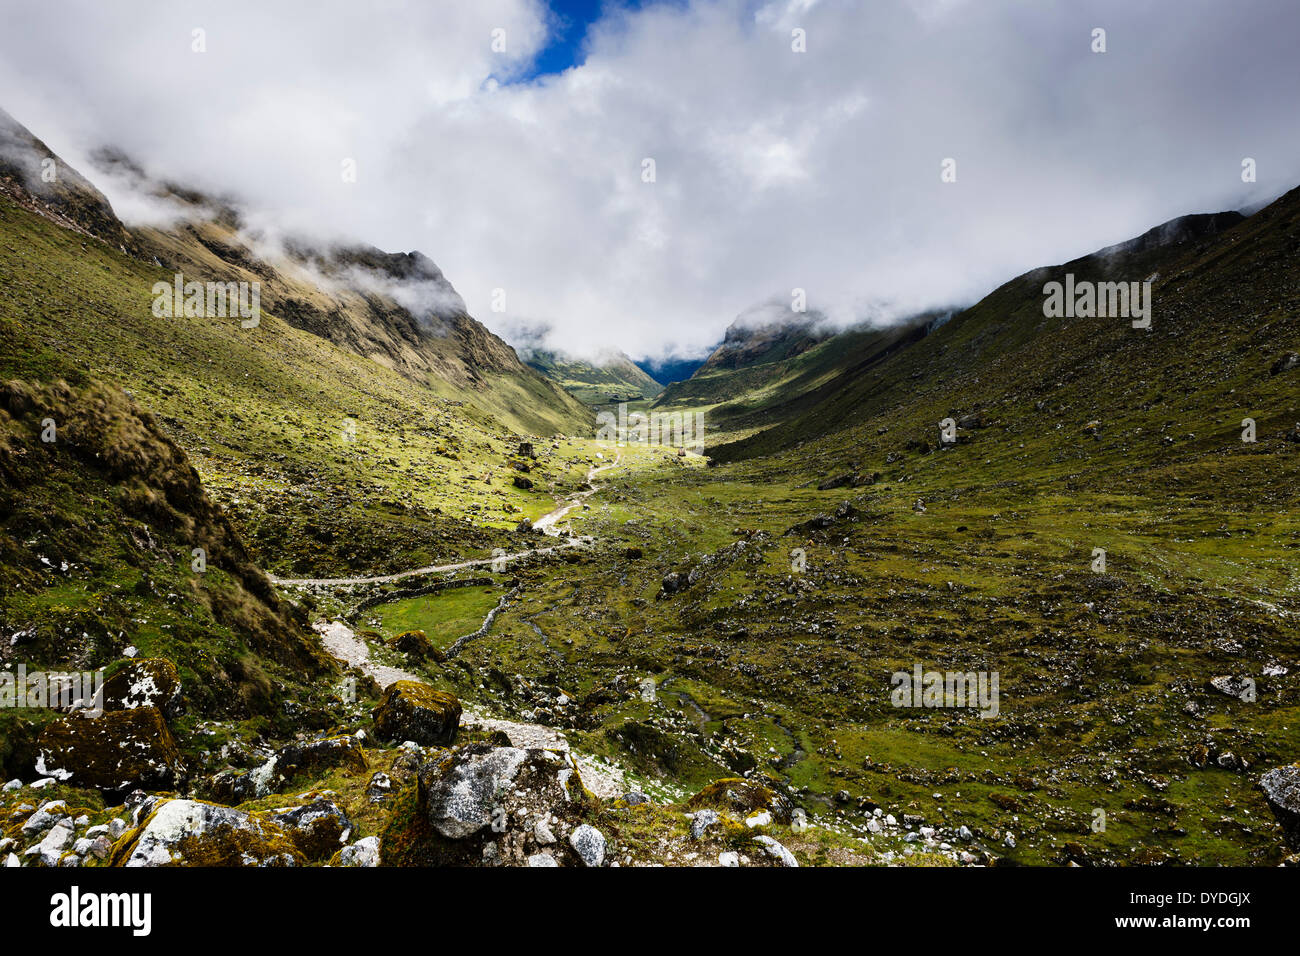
[[2, 0, 1298, 362]]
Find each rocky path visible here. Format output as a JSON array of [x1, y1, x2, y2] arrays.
[[314, 619, 626, 797]]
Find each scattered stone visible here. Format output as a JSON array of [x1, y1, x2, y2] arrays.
[[718, 851, 739, 867], [527, 852, 558, 867]]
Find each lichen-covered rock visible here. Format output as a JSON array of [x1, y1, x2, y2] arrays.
[[753, 834, 799, 867], [382, 744, 594, 866], [568, 823, 605, 867], [274, 734, 367, 779], [101, 658, 183, 717], [337, 835, 380, 867], [686, 776, 795, 824], [209, 734, 366, 804], [371, 680, 461, 747], [35, 707, 185, 793], [109, 796, 351, 866], [1260, 762, 1300, 850], [23, 820, 73, 866], [268, 797, 353, 859]]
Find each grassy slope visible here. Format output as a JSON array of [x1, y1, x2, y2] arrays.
[[0, 196, 599, 578]]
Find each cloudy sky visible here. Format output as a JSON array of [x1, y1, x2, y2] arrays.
[[2, 0, 1299, 362]]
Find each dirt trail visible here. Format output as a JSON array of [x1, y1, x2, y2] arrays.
[[301, 450, 629, 796], [272, 451, 621, 588]]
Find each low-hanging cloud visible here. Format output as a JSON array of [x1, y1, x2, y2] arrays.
[[2, 0, 1298, 362]]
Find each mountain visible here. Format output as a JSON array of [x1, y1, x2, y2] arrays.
[[0, 107, 136, 254], [522, 347, 663, 405], [654, 303, 947, 445], [56, 138, 589, 438], [634, 354, 710, 387], [711, 204, 1273, 461]]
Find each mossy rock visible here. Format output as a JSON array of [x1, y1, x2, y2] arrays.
[[275, 734, 368, 779], [102, 658, 183, 717], [36, 707, 185, 794], [686, 776, 795, 824], [371, 680, 461, 747], [391, 630, 443, 663]]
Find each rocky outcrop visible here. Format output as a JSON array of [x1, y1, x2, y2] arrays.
[[382, 743, 599, 866], [109, 796, 352, 866], [208, 733, 367, 803], [686, 776, 795, 825]]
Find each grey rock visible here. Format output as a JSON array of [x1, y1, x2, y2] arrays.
[[753, 835, 798, 867], [338, 836, 381, 867], [690, 808, 719, 839], [568, 823, 606, 867], [1260, 763, 1300, 851]]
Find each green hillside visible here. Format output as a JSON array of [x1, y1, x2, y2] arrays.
[[526, 348, 663, 406]]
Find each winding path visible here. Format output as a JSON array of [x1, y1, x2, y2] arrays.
[[270, 451, 621, 588]]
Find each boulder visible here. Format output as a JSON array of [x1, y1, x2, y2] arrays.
[[753, 834, 799, 867], [209, 734, 365, 803], [371, 681, 461, 747], [273, 734, 367, 780], [512, 475, 533, 490], [1270, 352, 1299, 375], [101, 658, 183, 717], [35, 707, 185, 793], [568, 823, 606, 867], [686, 776, 795, 824], [392, 630, 440, 662], [1260, 763, 1300, 851], [268, 797, 353, 859], [338, 836, 380, 867], [1208, 675, 1254, 700]]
